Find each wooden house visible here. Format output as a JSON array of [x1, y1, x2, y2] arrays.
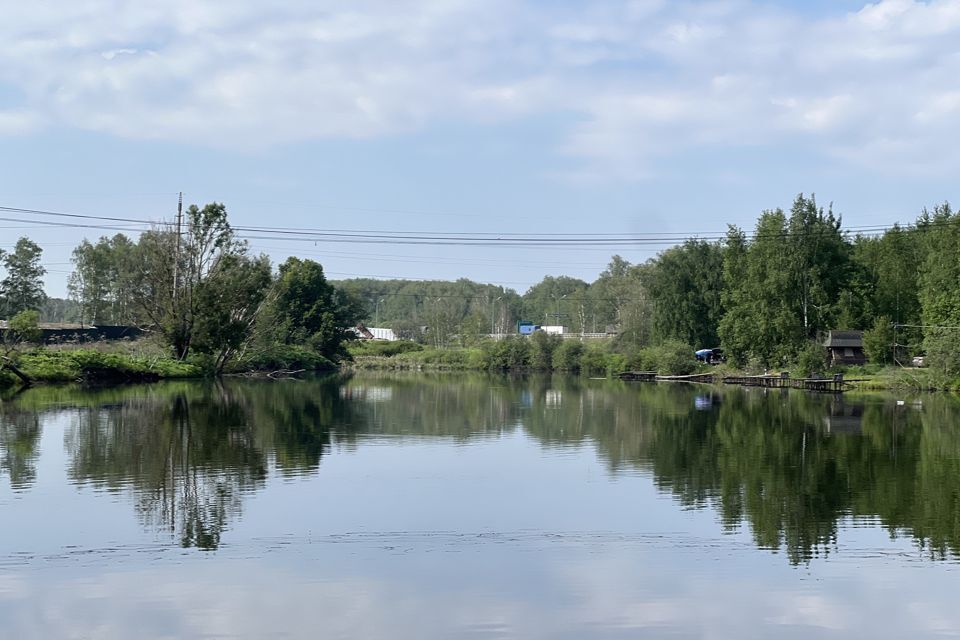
[[823, 330, 866, 366]]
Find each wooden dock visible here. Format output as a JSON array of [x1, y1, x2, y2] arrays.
[[618, 369, 857, 393], [722, 372, 849, 393], [618, 371, 717, 384], [655, 373, 717, 384], [618, 371, 657, 381]]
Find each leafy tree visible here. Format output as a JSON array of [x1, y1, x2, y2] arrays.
[[4, 309, 42, 345], [522, 275, 589, 328], [647, 240, 724, 347], [918, 203, 960, 374], [863, 316, 894, 365], [553, 340, 584, 371], [260, 257, 361, 362], [133, 203, 248, 359], [787, 194, 850, 339], [1, 238, 46, 317], [529, 331, 561, 369], [0, 309, 41, 386], [40, 297, 81, 324], [794, 340, 827, 377], [720, 211, 796, 366], [720, 195, 851, 367], [334, 278, 519, 334], [68, 234, 139, 325], [191, 254, 273, 372]]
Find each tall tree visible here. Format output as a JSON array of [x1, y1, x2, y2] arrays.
[[1, 237, 46, 317], [647, 239, 724, 347], [918, 203, 960, 374], [260, 258, 362, 361], [521, 275, 589, 329], [720, 210, 797, 366], [719, 195, 851, 366], [70, 234, 140, 325], [132, 203, 249, 359], [786, 194, 850, 339], [191, 253, 273, 372], [69, 238, 111, 325]]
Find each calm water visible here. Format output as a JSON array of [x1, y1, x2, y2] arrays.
[[2, 373, 960, 639]]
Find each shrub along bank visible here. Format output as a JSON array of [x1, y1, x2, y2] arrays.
[[0, 343, 337, 388], [345, 335, 696, 377], [344, 336, 960, 391]]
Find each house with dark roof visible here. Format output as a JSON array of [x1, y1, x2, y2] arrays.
[[823, 330, 866, 366]]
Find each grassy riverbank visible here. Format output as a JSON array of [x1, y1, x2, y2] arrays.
[[0, 339, 336, 388], [344, 337, 630, 376], [345, 339, 960, 392], [5, 337, 957, 393]]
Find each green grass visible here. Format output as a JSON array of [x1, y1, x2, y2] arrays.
[[11, 349, 203, 383]]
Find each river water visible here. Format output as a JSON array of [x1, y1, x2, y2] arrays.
[[1, 373, 959, 639]]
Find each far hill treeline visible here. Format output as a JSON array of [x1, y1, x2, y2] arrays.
[[2, 193, 960, 378]]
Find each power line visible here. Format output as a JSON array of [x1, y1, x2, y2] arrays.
[[0, 203, 949, 247]]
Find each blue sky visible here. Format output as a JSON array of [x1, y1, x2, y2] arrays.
[[1, 0, 959, 296]]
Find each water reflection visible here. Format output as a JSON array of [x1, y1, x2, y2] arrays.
[[0, 409, 40, 490], [3, 374, 960, 563], [64, 385, 267, 549]]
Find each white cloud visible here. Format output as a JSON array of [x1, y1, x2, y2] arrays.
[[0, 110, 43, 135], [0, 0, 959, 177]]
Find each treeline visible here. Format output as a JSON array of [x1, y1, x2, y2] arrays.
[[5, 193, 960, 376], [341, 194, 960, 375], [2, 203, 360, 373], [337, 259, 651, 348]]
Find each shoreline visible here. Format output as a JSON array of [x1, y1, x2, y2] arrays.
[[3, 346, 956, 394]]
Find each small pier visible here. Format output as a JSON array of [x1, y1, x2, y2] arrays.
[[618, 371, 716, 384], [618, 370, 857, 393], [722, 372, 849, 393], [618, 371, 657, 381], [655, 373, 717, 384]]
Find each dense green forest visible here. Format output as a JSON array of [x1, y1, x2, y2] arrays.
[[3, 194, 960, 378]]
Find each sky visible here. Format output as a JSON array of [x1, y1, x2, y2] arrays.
[[1, 0, 959, 297]]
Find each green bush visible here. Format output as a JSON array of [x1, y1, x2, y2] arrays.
[[13, 349, 204, 382], [925, 329, 960, 378], [863, 316, 894, 365], [794, 341, 828, 377], [390, 347, 486, 369], [347, 340, 424, 358], [3, 310, 42, 345], [529, 332, 561, 370], [579, 343, 619, 375], [553, 340, 584, 371], [17, 351, 82, 381], [484, 336, 531, 369], [236, 344, 334, 372], [634, 340, 696, 375]]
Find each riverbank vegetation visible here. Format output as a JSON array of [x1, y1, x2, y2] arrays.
[[5, 193, 960, 390], [2, 202, 354, 387]]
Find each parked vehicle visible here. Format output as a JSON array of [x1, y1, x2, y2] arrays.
[[695, 348, 725, 364]]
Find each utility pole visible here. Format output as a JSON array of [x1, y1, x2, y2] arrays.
[[893, 322, 899, 367], [173, 192, 183, 301]]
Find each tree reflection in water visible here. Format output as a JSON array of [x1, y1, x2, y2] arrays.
[[0, 409, 41, 491], [5, 374, 960, 562]]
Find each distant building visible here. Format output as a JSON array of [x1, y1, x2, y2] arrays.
[[823, 330, 866, 366], [368, 327, 397, 341], [350, 323, 398, 341]]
